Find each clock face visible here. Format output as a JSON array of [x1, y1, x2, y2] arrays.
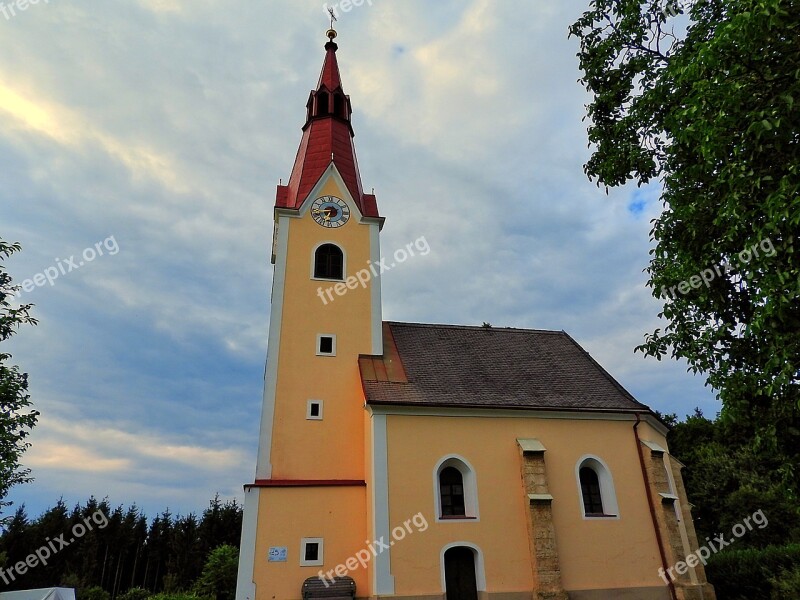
[[310, 195, 350, 228]]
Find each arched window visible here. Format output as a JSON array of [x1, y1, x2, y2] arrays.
[[316, 91, 329, 116], [314, 244, 343, 280], [333, 93, 346, 118], [576, 456, 619, 519], [579, 467, 603, 515], [434, 456, 479, 521], [439, 467, 466, 517]]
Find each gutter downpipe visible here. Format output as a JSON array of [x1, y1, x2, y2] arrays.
[[634, 412, 679, 600]]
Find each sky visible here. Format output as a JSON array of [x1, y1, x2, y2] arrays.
[[2, 0, 719, 523]]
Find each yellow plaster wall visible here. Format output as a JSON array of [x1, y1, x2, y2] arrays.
[[253, 486, 369, 600], [383, 414, 669, 595], [270, 177, 375, 480]]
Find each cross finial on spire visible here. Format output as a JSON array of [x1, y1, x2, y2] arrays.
[[327, 6, 337, 29]]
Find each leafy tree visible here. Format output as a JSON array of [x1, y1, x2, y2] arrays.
[[79, 587, 110, 600], [118, 587, 152, 600], [569, 0, 800, 486], [0, 239, 39, 524], [667, 409, 800, 546], [193, 545, 238, 600], [772, 566, 800, 599]]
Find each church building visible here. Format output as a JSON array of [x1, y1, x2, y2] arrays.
[[235, 30, 716, 600]]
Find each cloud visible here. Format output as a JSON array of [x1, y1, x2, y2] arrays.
[[3, 0, 718, 521]]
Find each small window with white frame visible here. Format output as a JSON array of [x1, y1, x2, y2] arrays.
[[307, 400, 323, 420], [576, 455, 620, 519], [300, 538, 323, 566], [434, 455, 479, 522], [316, 334, 336, 356]]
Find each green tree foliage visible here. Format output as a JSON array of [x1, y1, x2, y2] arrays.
[[666, 409, 800, 546], [570, 0, 800, 486], [705, 543, 800, 598], [771, 565, 800, 599], [79, 587, 111, 600], [0, 239, 39, 524], [193, 545, 238, 600], [0, 496, 242, 596], [117, 588, 152, 600]]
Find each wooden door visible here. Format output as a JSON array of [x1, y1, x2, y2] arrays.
[[444, 546, 478, 600]]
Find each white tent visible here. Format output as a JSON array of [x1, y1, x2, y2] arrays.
[[0, 588, 76, 600]]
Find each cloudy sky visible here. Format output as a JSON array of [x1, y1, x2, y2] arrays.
[[2, 0, 718, 522]]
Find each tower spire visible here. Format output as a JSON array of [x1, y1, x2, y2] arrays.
[[274, 31, 380, 223]]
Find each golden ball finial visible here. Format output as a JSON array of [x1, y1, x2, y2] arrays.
[[326, 28, 337, 41]]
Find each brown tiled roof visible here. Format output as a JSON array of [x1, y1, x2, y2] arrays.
[[358, 322, 652, 413]]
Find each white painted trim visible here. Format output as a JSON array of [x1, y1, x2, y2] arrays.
[[528, 493, 554, 502], [369, 222, 383, 355], [306, 399, 324, 420], [310, 240, 347, 281], [234, 487, 259, 600], [439, 542, 486, 593], [255, 215, 290, 479], [371, 414, 395, 594], [300, 537, 324, 567], [297, 162, 366, 223], [433, 454, 480, 523], [576, 455, 621, 520], [316, 333, 337, 356], [367, 404, 667, 433]]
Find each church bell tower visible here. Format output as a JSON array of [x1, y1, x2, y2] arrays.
[[236, 29, 384, 600]]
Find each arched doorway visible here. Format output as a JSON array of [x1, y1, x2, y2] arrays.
[[444, 546, 478, 600]]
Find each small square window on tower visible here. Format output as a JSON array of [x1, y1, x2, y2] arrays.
[[300, 538, 323, 567], [307, 400, 323, 420], [316, 334, 336, 356]]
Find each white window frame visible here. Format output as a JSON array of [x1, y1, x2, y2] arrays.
[[306, 400, 324, 420], [310, 241, 346, 282], [575, 455, 620, 520], [433, 455, 480, 523], [300, 537, 324, 567], [316, 334, 337, 356]]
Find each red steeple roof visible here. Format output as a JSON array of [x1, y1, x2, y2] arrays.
[[275, 36, 380, 220]]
